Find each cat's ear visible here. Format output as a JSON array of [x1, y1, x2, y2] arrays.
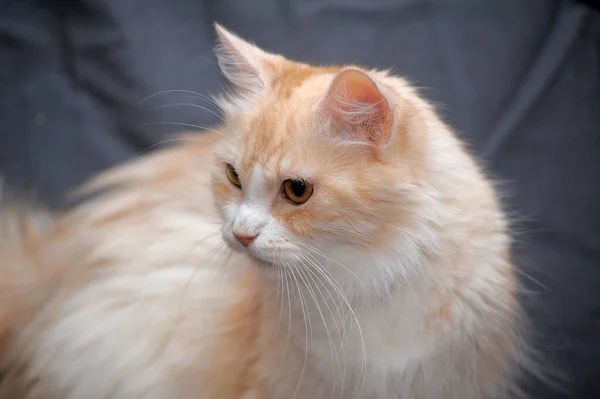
[[214, 24, 275, 96], [320, 68, 393, 146]]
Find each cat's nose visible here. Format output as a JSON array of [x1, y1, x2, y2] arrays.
[[233, 232, 258, 247]]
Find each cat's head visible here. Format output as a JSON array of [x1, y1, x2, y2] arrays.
[[210, 25, 433, 282]]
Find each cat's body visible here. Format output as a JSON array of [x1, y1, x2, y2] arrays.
[[0, 26, 526, 398]]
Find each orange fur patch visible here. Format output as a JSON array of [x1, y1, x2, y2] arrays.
[[272, 63, 341, 99]]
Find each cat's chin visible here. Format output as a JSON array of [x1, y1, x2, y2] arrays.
[[244, 251, 294, 277], [250, 257, 275, 269], [244, 250, 276, 269]]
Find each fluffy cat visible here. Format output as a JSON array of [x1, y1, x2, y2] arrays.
[[0, 25, 528, 398]]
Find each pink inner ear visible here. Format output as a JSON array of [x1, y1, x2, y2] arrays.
[[323, 69, 393, 145]]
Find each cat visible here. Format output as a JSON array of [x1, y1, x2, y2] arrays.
[[0, 24, 530, 398]]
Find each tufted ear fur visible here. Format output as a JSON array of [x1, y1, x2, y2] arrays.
[[214, 24, 278, 97], [320, 68, 394, 146]]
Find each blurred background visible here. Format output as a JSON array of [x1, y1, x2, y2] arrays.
[[1, 0, 599, 397]]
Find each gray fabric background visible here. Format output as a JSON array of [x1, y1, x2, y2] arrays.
[[1, 1, 599, 397]]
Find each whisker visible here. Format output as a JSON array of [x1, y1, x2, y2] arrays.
[[140, 122, 228, 138], [273, 259, 285, 339], [139, 89, 222, 108], [210, 249, 237, 295], [512, 266, 551, 293], [140, 137, 210, 153], [278, 264, 293, 371], [295, 253, 346, 397], [296, 243, 364, 286], [178, 233, 225, 310], [289, 264, 310, 399], [138, 90, 245, 138], [297, 249, 367, 389], [148, 103, 229, 126], [296, 256, 341, 396]]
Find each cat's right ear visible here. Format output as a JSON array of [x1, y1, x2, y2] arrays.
[[319, 68, 394, 147], [214, 24, 276, 97]]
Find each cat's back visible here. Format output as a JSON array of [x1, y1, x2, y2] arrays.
[[0, 134, 267, 399]]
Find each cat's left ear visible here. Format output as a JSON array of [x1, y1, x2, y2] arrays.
[[319, 68, 394, 146], [214, 24, 277, 96]]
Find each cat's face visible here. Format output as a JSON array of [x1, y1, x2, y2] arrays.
[[210, 26, 425, 275], [212, 104, 392, 269]]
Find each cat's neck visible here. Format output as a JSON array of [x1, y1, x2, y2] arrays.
[[271, 243, 442, 380], [276, 234, 441, 330], [308, 228, 440, 302]]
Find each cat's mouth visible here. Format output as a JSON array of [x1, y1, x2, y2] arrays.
[[222, 230, 279, 268]]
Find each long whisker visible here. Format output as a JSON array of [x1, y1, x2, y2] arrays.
[[139, 89, 222, 108], [295, 255, 341, 397], [278, 263, 293, 371], [297, 249, 367, 389], [140, 122, 228, 138], [299, 253, 354, 394], [299, 253, 352, 394], [140, 137, 213, 153], [512, 266, 551, 294], [296, 243, 364, 286], [295, 253, 346, 398], [289, 264, 310, 399], [273, 257, 285, 339], [148, 103, 227, 125], [138, 90, 246, 138], [210, 248, 237, 295], [178, 233, 225, 310], [299, 254, 348, 342]]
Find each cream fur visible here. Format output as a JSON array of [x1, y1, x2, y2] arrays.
[[0, 25, 529, 399]]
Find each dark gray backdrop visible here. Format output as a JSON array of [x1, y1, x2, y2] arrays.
[[1, 1, 599, 397]]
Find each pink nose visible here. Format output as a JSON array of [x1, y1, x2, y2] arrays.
[[233, 232, 257, 247]]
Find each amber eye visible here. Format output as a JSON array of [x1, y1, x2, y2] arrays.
[[226, 164, 241, 188], [283, 179, 313, 204]]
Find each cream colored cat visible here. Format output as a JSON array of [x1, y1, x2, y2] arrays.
[[0, 25, 527, 398]]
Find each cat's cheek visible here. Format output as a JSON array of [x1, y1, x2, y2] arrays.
[[211, 178, 240, 208], [271, 207, 320, 240], [217, 203, 244, 251], [252, 223, 308, 266], [220, 202, 239, 222]]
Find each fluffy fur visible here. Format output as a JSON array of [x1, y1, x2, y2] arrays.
[[0, 25, 527, 398]]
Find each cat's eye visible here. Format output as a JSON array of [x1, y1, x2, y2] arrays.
[[283, 179, 313, 205], [226, 164, 241, 188]]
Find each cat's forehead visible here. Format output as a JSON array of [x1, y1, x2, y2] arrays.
[[270, 63, 341, 100], [232, 110, 322, 175], [219, 68, 343, 178], [236, 126, 318, 181]]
